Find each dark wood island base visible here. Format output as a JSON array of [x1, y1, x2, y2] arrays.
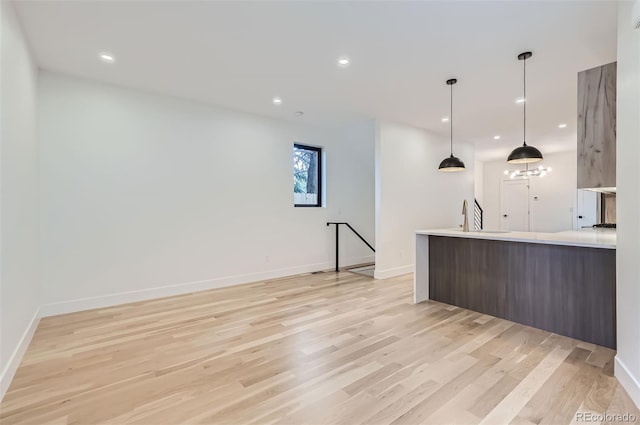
[[427, 235, 616, 348]]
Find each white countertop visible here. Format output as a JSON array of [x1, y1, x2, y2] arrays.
[[416, 228, 616, 249]]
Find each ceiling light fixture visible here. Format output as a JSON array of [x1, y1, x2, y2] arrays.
[[99, 52, 115, 63], [337, 56, 350, 67], [515, 98, 526, 104], [272, 97, 283, 105], [441, 117, 449, 123], [558, 123, 567, 128], [508, 52, 543, 164], [508, 165, 552, 179], [438, 78, 465, 172], [494, 135, 501, 140]]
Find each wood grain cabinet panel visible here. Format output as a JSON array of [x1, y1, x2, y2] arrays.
[[429, 236, 616, 348], [577, 62, 616, 189]]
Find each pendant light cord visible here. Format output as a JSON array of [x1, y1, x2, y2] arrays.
[[450, 82, 453, 156], [523, 56, 527, 146]]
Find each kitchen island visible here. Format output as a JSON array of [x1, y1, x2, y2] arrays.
[[414, 229, 616, 348]]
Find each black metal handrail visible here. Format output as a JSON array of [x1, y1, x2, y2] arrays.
[[326, 222, 375, 272], [474, 198, 483, 230]]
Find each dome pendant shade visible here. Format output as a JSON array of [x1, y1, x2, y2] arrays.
[[438, 78, 465, 172], [439, 154, 466, 171], [508, 51, 543, 164], [507, 143, 543, 164]]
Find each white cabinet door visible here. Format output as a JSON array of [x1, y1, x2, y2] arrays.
[[500, 179, 530, 231]]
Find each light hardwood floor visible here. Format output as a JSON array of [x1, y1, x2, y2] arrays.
[[1, 272, 638, 424]]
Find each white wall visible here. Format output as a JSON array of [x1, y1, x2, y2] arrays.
[[474, 160, 484, 206], [38, 72, 375, 314], [615, 0, 640, 408], [481, 151, 577, 232], [374, 120, 474, 279], [0, 1, 40, 398]]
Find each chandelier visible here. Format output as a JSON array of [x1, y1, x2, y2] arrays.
[[504, 166, 552, 179]]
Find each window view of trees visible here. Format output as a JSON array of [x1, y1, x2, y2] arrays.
[[293, 144, 322, 207]]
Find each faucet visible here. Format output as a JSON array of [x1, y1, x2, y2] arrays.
[[461, 199, 469, 232]]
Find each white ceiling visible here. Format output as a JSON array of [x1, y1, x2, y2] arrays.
[[13, 0, 618, 161]]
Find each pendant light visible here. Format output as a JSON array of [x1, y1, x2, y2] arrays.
[[439, 78, 465, 172], [508, 52, 543, 164]]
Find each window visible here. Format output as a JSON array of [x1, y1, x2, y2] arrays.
[[293, 143, 322, 207]]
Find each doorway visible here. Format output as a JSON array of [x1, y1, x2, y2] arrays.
[[500, 179, 530, 231]]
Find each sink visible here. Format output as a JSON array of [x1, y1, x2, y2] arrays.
[[449, 228, 511, 234], [476, 230, 511, 234]]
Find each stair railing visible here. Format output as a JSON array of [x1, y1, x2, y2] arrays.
[[326, 222, 375, 272]]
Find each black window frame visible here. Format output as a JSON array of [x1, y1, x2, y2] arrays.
[[293, 143, 323, 208]]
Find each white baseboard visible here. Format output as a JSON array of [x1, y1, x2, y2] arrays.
[[40, 255, 375, 317], [0, 308, 41, 401], [374, 264, 413, 280], [615, 356, 640, 409]]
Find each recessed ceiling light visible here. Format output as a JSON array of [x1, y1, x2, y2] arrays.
[[99, 52, 115, 63], [272, 97, 282, 105], [515, 98, 526, 104], [441, 117, 449, 123], [558, 123, 567, 128], [337, 56, 350, 67], [494, 135, 501, 140]]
